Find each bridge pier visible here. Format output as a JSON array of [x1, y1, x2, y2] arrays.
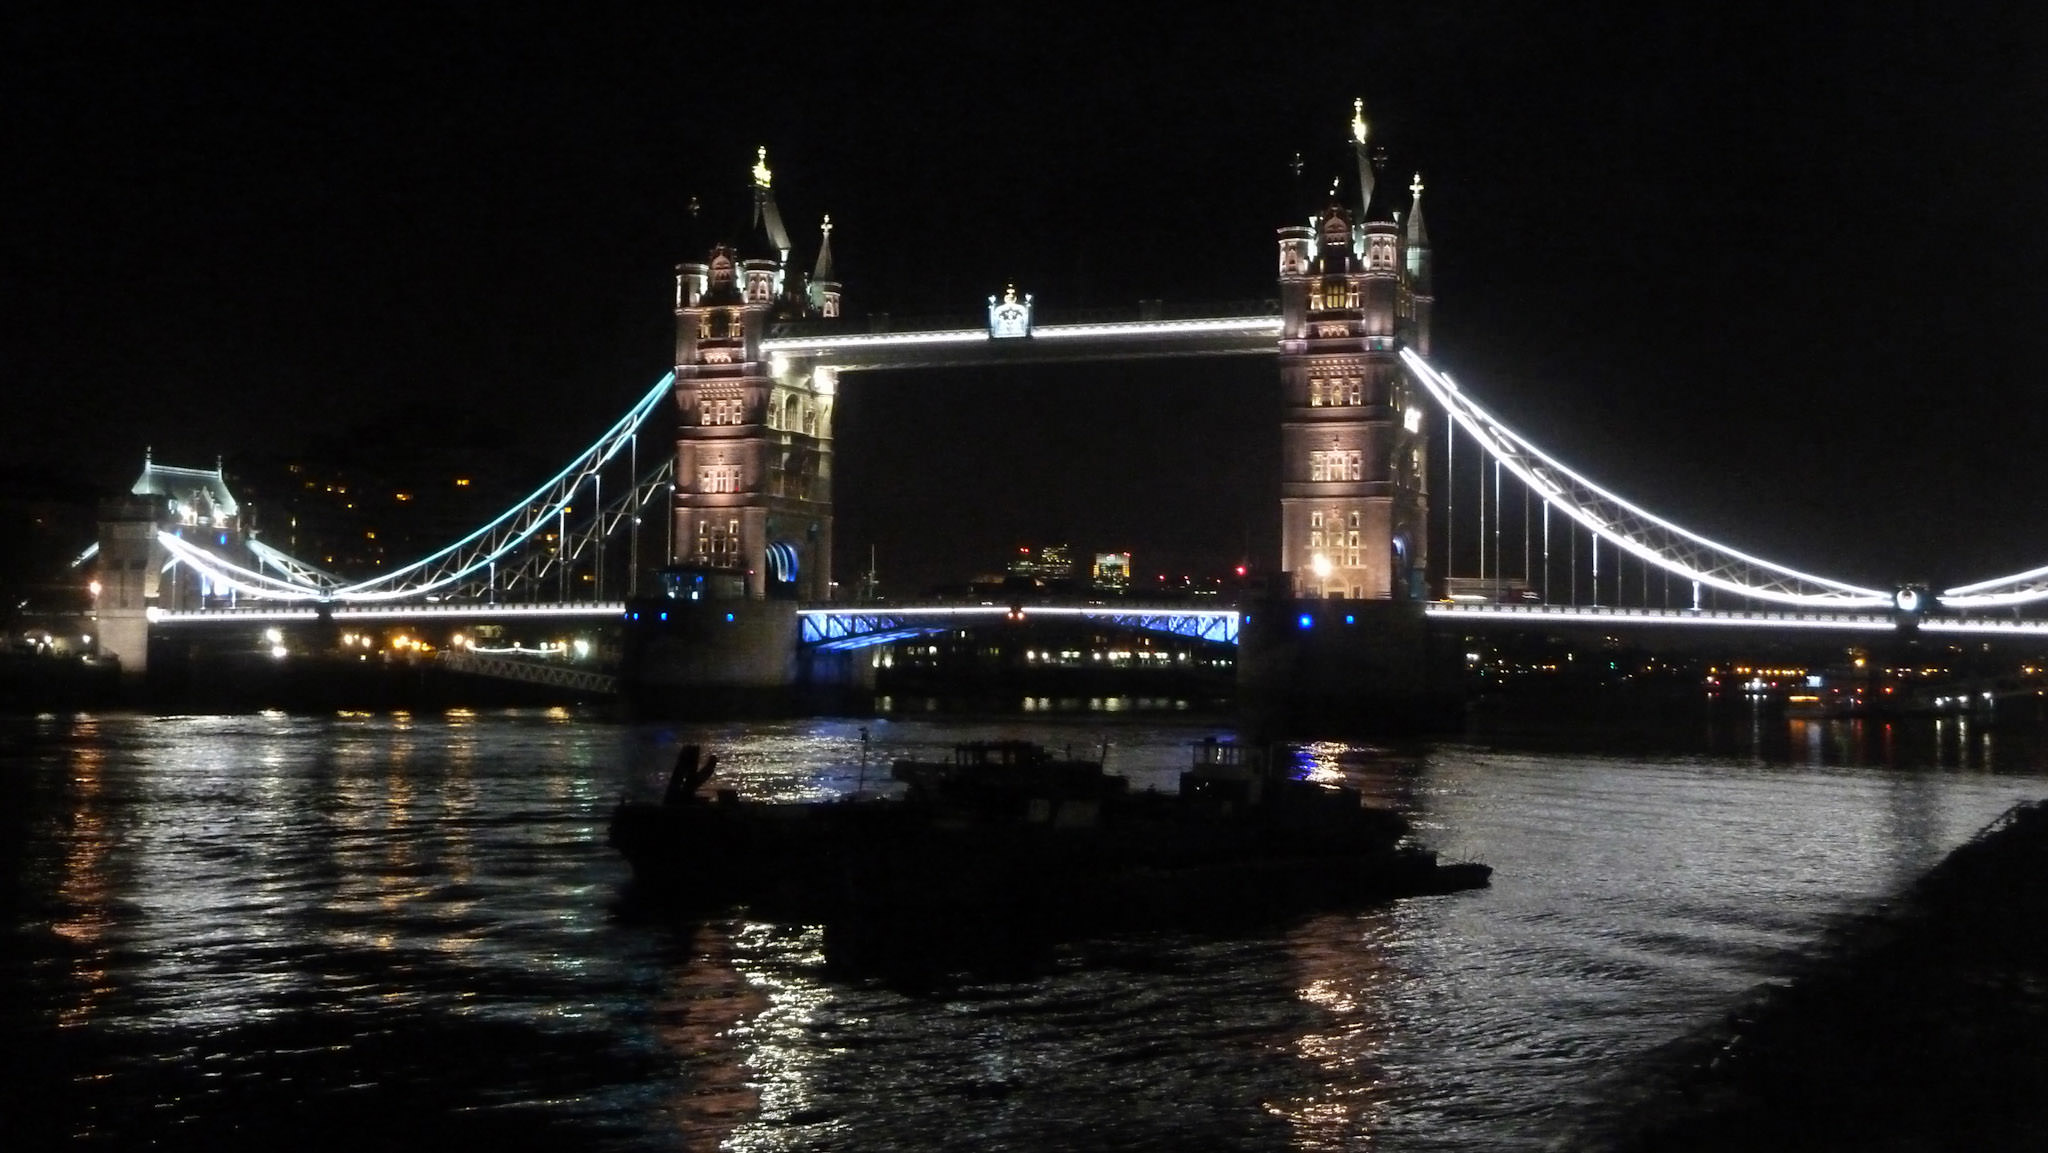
[[619, 598, 873, 717], [1235, 597, 1462, 736]]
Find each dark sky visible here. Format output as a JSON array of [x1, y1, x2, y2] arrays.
[[7, 4, 2047, 596]]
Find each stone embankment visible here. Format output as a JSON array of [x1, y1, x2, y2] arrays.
[[1603, 799, 2048, 1151]]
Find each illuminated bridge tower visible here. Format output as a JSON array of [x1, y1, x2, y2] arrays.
[[1277, 100, 1433, 601], [671, 148, 838, 601]]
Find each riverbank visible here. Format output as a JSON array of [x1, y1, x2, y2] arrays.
[[1600, 798, 2048, 1151]]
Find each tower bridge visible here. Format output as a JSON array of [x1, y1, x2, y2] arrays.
[[97, 103, 2048, 715]]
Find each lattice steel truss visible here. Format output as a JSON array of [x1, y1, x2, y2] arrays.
[[798, 606, 1241, 651]]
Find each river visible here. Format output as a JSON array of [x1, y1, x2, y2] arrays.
[[4, 706, 2043, 1150]]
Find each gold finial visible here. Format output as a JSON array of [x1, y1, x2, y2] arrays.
[[820, 213, 832, 236], [751, 146, 772, 188], [1409, 172, 1424, 200], [1350, 98, 1368, 146]]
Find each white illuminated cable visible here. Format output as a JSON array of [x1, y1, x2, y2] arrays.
[[1404, 350, 1889, 607], [1940, 561, 2048, 606], [324, 372, 673, 600], [1931, 586, 2048, 609], [154, 533, 329, 601]]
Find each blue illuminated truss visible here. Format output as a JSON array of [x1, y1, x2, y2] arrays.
[[798, 605, 1241, 650]]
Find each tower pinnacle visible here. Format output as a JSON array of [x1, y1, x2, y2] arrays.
[[1351, 100, 1375, 227], [751, 146, 773, 189], [813, 214, 835, 281]]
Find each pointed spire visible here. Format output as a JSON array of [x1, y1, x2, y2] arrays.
[[1404, 172, 1430, 248], [748, 145, 791, 262], [1351, 98, 1375, 225], [1404, 172, 1433, 295], [812, 214, 835, 282]]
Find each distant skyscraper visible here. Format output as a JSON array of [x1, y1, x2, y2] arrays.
[[1091, 552, 1132, 593]]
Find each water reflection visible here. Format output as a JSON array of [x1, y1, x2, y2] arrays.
[[10, 709, 2048, 1151], [1273, 912, 1397, 1149]]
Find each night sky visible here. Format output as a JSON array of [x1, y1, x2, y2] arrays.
[[8, 4, 2046, 597]]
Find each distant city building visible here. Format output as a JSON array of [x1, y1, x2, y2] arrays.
[[1008, 544, 1074, 586], [1091, 552, 1132, 593]]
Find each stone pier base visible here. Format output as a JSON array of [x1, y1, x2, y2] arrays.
[[1234, 597, 1462, 737], [619, 598, 874, 717]]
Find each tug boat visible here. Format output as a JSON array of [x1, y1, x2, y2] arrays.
[[607, 738, 1490, 926]]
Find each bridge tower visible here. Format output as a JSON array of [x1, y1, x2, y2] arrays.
[[1277, 101, 1433, 601], [670, 148, 837, 601]]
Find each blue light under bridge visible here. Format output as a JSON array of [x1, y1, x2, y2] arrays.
[[799, 605, 1242, 652]]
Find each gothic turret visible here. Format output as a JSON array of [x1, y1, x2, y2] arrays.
[[676, 196, 710, 310]]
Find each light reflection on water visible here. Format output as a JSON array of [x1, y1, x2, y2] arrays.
[[2, 707, 2046, 1150]]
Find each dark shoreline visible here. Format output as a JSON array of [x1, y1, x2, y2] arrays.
[[1595, 799, 2048, 1151]]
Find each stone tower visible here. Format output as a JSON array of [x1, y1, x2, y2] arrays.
[[670, 149, 839, 601], [1277, 101, 1434, 600]]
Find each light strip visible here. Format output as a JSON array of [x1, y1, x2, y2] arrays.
[[761, 329, 988, 353], [1031, 318, 1283, 340], [797, 606, 1240, 621], [152, 601, 628, 624], [1424, 604, 1899, 631], [762, 316, 1282, 355]]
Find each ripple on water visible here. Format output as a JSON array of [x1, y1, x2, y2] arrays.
[[5, 710, 2048, 1150]]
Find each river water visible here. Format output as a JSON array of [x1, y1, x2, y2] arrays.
[[4, 706, 2045, 1150]]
